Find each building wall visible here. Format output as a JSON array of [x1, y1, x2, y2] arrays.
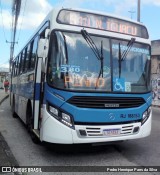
[[151, 40, 160, 106], [151, 56, 160, 74], [151, 74, 160, 106]]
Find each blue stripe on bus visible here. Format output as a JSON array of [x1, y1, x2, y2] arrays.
[[44, 83, 152, 123], [35, 83, 41, 101], [61, 101, 147, 123]]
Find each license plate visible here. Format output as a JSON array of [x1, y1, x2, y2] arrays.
[[103, 129, 121, 137]]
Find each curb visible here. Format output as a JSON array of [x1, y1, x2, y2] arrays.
[[0, 94, 9, 106], [0, 94, 20, 175]]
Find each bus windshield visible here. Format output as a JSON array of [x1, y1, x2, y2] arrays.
[[47, 31, 151, 93]]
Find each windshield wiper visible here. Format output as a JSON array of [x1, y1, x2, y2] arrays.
[[118, 38, 136, 78], [81, 29, 102, 61], [62, 32, 69, 64], [81, 29, 104, 88], [118, 43, 122, 78], [121, 38, 136, 61]]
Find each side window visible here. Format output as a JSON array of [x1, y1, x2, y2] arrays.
[[17, 56, 20, 75], [30, 36, 39, 70], [24, 46, 30, 72], [20, 52, 24, 74], [15, 57, 18, 76], [14, 61, 17, 76], [22, 50, 26, 73], [19, 53, 22, 74], [12, 61, 16, 76], [19, 51, 25, 74]]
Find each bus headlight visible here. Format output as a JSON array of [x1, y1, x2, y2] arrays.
[[62, 113, 72, 124], [141, 107, 151, 125], [49, 106, 59, 116], [48, 104, 74, 129]]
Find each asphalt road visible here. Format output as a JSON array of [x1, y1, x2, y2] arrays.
[[0, 98, 160, 175]]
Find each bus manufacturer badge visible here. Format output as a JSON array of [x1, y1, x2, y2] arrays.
[[105, 104, 119, 108]]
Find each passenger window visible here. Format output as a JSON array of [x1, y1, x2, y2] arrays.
[[15, 57, 18, 75], [16, 60, 18, 76], [12, 61, 16, 76], [19, 53, 22, 74], [30, 36, 38, 70], [24, 46, 30, 72], [20, 51, 26, 73]]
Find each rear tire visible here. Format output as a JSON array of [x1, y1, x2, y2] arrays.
[[12, 97, 18, 118]]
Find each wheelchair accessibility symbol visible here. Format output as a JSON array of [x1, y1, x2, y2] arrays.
[[113, 78, 125, 92]]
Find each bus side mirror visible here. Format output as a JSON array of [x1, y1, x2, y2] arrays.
[[37, 39, 45, 58], [45, 29, 50, 38], [37, 38, 49, 58]]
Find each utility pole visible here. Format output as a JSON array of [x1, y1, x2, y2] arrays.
[[9, 0, 21, 72], [6, 40, 18, 72], [137, 0, 141, 22]]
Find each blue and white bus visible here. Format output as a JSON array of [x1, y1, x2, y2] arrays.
[[11, 8, 152, 144]]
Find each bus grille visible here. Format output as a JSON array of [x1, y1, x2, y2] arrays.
[[67, 96, 145, 109], [78, 125, 135, 137], [86, 127, 102, 137]]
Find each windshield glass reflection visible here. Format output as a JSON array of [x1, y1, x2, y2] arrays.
[[47, 31, 151, 93]]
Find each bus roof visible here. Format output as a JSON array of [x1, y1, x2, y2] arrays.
[[14, 7, 149, 59]]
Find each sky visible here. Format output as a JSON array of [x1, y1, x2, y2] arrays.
[[0, 0, 160, 68]]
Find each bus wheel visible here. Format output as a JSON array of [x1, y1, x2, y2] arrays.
[[12, 98, 18, 118], [26, 107, 40, 144]]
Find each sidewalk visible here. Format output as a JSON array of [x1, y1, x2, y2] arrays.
[[0, 90, 19, 174]]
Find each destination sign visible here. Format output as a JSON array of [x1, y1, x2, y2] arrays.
[[57, 10, 148, 39]]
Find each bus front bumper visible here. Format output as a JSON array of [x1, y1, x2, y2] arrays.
[[40, 111, 152, 144]]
